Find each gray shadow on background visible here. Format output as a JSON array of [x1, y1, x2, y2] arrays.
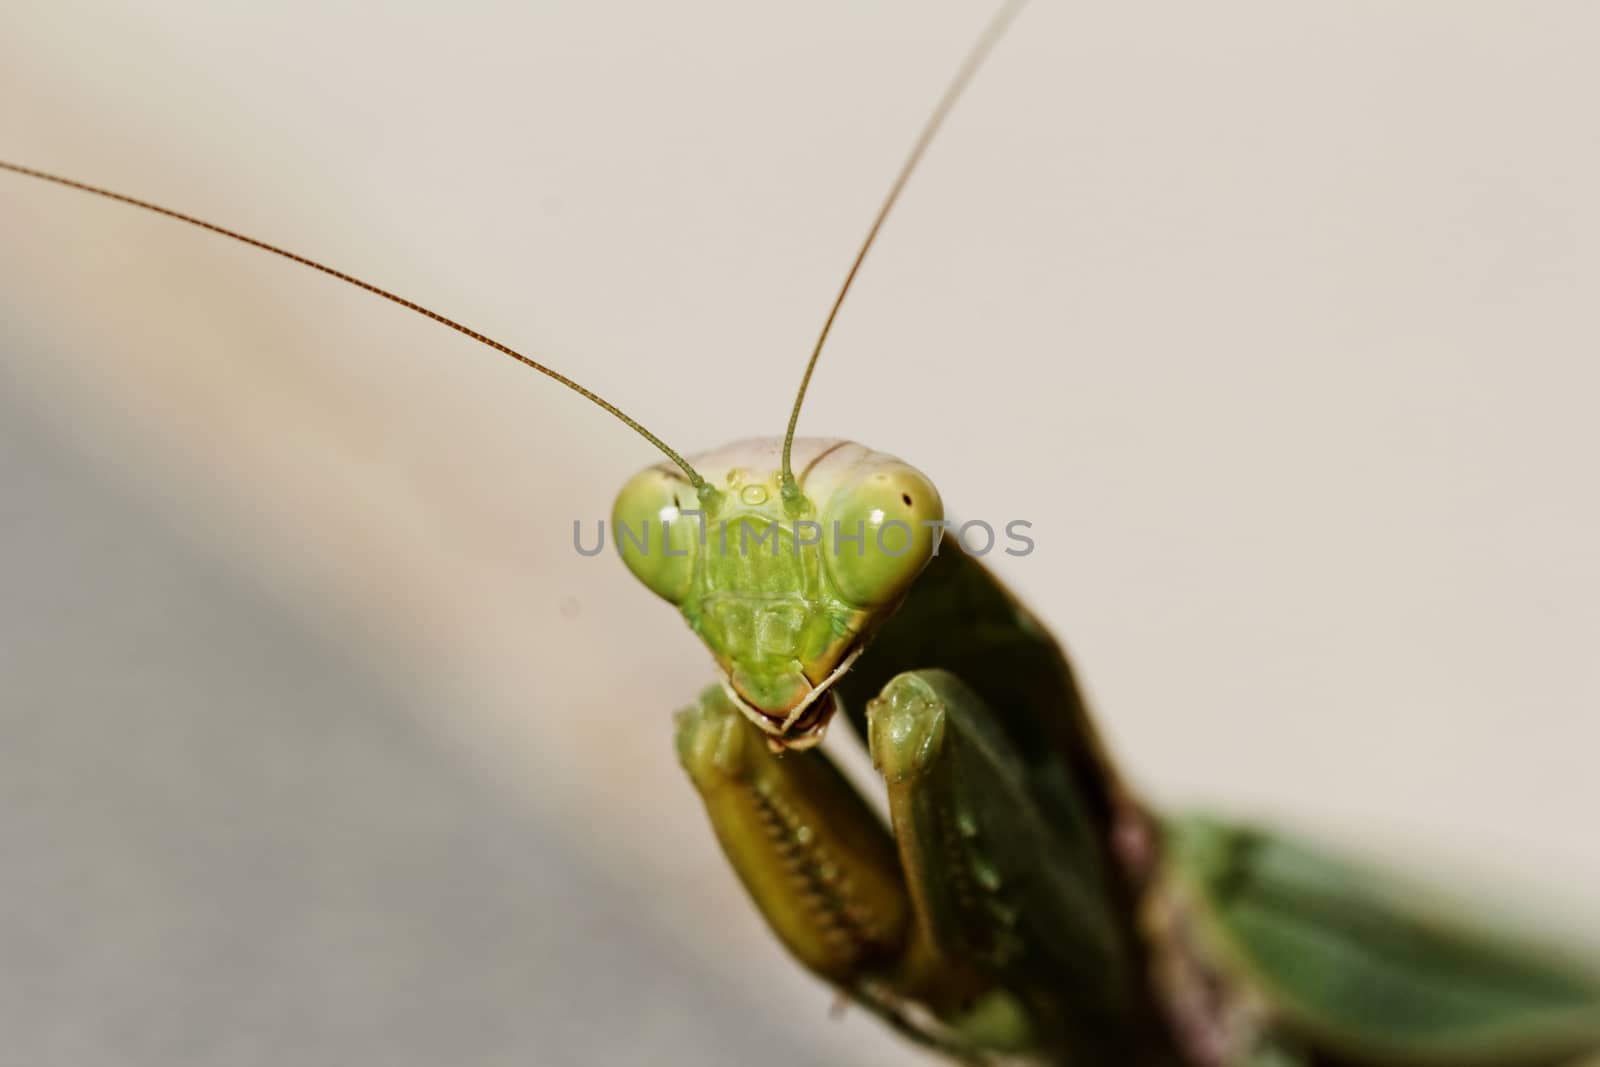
[[0, 355, 843, 1067]]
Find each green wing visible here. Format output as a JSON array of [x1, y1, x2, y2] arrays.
[[1166, 816, 1600, 1067]]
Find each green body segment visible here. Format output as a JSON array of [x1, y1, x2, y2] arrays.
[[622, 440, 1600, 1066]]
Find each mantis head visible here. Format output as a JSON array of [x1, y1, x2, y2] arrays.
[[614, 438, 942, 748]]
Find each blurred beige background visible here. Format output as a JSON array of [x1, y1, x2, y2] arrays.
[[3, 3, 1598, 1065]]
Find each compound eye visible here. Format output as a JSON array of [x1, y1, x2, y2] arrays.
[[613, 467, 700, 605], [823, 463, 943, 606]]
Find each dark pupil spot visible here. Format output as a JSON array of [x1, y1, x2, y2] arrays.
[[901, 493, 912, 506]]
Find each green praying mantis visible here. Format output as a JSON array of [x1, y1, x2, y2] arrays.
[[5, 2, 1599, 1063]]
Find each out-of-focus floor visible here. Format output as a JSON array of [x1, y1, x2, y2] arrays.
[[0, 373, 902, 1066]]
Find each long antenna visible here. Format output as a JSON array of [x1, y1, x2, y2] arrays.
[[779, 0, 1028, 507], [0, 159, 713, 492]]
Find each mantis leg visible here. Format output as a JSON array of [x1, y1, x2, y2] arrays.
[[674, 684, 910, 989], [675, 684, 1029, 1062], [865, 669, 1175, 1064], [677, 672, 1178, 1064]]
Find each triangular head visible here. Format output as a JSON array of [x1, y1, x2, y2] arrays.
[[614, 437, 943, 747]]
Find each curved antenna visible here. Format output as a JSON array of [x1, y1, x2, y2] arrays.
[[0, 159, 713, 492], [780, 0, 1028, 505]]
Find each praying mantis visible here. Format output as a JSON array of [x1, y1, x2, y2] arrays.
[[3, 0, 1600, 1062]]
